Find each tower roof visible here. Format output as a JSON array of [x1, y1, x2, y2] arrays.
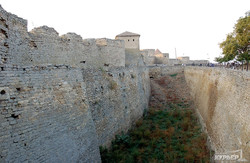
[[154, 49, 162, 55], [116, 31, 140, 37]]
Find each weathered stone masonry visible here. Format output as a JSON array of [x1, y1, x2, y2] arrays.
[[0, 65, 100, 162], [185, 67, 250, 161], [2, 4, 249, 163], [0, 6, 150, 162], [83, 67, 150, 147], [0, 5, 125, 68]]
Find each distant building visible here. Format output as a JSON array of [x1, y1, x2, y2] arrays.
[[177, 56, 190, 64], [115, 31, 140, 49], [115, 31, 208, 66], [140, 49, 169, 65]]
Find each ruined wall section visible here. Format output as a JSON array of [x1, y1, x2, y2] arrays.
[[186, 60, 209, 66], [125, 49, 145, 67], [28, 29, 125, 68], [141, 49, 169, 66], [168, 59, 181, 66], [0, 5, 125, 68], [82, 67, 151, 147], [154, 55, 168, 64], [149, 66, 184, 78], [140, 50, 155, 66], [0, 6, 151, 162], [0, 5, 29, 66], [0, 65, 101, 162], [184, 67, 250, 161]]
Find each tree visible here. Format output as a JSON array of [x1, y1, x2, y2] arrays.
[[216, 13, 250, 70]]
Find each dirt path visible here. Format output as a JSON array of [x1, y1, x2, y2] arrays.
[[149, 72, 193, 108]]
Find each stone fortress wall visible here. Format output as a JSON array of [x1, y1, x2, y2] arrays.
[[145, 65, 250, 161], [0, 6, 150, 162], [140, 49, 208, 66], [83, 67, 150, 147], [140, 49, 156, 65], [1, 5, 249, 163], [184, 67, 250, 161], [147, 66, 250, 161], [0, 6, 125, 68], [0, 65, 101, 162]]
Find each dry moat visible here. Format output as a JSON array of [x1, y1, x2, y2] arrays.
[[100, 71, 212, 162], [1, 5, 249, 162]]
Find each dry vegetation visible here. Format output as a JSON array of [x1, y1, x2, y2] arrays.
[[100, 72, 212, 162]]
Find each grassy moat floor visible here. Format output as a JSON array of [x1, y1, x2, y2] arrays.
[[100, 72, 212, 162]]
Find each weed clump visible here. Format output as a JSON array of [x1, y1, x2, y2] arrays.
[[170, 73, 178, 77], [100, 104, 211, 163], [109, 80, 117, 90]]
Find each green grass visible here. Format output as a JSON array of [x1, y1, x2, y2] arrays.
[[170, 73, 178, 77], [100, 103, 211, 163]]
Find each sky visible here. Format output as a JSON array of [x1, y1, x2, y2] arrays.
[[1, 0, 249, 62]]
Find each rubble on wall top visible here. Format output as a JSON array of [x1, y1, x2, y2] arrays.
[[154, 49, 162, 55], [30, 26, 59, 36], [0, 5, 27, 27], [61, 33, 83, 41], [141, 49, 155, 51], [96, 38, 108, 46]]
